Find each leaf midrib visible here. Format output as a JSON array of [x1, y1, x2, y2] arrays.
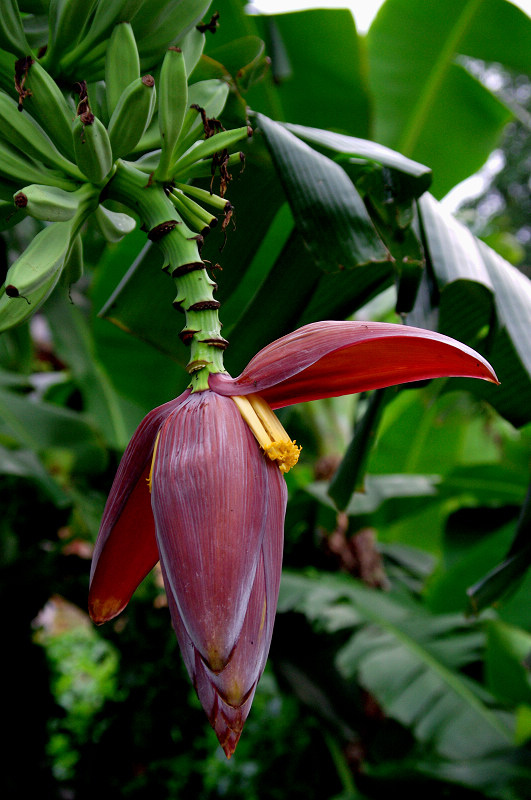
[[398, 0, 484, 156], [342, 582, 513, 744]]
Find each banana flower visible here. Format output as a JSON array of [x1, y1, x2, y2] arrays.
[[89, 321, 498, 757]]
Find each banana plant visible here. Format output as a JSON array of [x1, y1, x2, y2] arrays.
[[1, 0, 530, 779]]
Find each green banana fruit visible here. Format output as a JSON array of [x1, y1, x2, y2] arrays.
[[95, 204, 136, 242], [133, 66, 227, 161], [43, 0, 98, 69], [154, 47, 187, 181], [130, 118, 159, 154], [72, 113, 113, 184], [0, 137, 78, 189], [173, 127, 251, 177], [58, 0, 145, 73], [133, 0, 211, 68], [174, 181, 232, 213], [105, 22, 140, 116], [16, 57, 77, 161], [0, 174, 98, 329], [59, 232, 83, 288], [168, 188, 216, 235], [86, 80, 108, 126], [0, 90, 82, 179], [13, 183, 94, 222], [0, 220, 73, 330], [0, 0, 32, 56], [177, 151, 245, 183], [108, 75, 156, 160], [178, 26, 205, 77]]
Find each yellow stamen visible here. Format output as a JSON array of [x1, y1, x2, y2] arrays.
[[232, 394, 301, 474], [146, 430, 161, 493]]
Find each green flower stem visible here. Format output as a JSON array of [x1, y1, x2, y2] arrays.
[[106, 159, 226, 391]]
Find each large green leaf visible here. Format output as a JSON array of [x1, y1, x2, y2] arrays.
[[253, 9, 371, 136], [284, 123, 432, 197], [417, 193, 531, 427], [44, 291, 131, 450], [467, 482, 531, 613], [279, 571, 514, 760], [89, 231, 189, 415], [255, 113, 392, 273], [307, 473, 440, 517], [207, 3, 371, 135], [486, 619, 531, 706], [366, 0, 524, 196]]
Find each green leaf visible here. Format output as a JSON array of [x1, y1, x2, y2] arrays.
[[0, 385, 107, 475], [307, 473, 441, 517], [279, 571, 513, 760], [467, 483, 531, 612], [328, 388, 394, 511], [284, 123, 432, 196], [486, 619, 531, 706], [90, 231, 190, 412], [428, 516, 517, 614], [417, 193, 531, 427], [515, 706, 531, 746], [367, 0, 519, 196], [44, 291, 130, 450], [97, 241, 187, 366], [0, 443, 70, 506], [220, 202, 294, 339], [254, 9, 371, 136], [205, 36, 270, 92], [255, 113, 392, 273]]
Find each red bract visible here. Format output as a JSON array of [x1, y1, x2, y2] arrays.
[[89, 320, 498, 757]]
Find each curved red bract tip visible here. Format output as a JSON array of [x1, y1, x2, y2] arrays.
[[209, 321, 498, 407]]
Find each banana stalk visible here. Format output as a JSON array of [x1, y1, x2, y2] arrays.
[[108, 75, 156, 160]]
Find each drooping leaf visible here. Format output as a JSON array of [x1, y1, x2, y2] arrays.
[[485, 619, 531, 706], [284, 123, 432, 197], [307, 473, 441, 517], [90, 231, 190, 412], [417, 193, 531, 427], [467, 482, 531, 613], [255, 113, 392, 274], [279, 570, 514, 760]]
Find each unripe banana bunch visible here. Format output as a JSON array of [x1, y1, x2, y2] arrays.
[[7, 0, 212, 81], [0, 1, 252, 333]]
